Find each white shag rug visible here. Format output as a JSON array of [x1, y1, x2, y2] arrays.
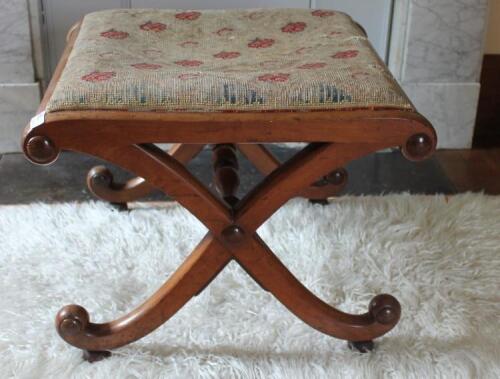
[[1, 194, 499, 379]]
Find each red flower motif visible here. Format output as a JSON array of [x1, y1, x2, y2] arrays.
[[175, 60, 203, 67], [213, 51, 241, 59], [178, 73, 201, 80], [81, 71, 116, 82], [179, 41, 199, 48], [298, 62, 327, 69], [100, 29, 129, 39], [312, 10, 336, 17], [175, 11, 201, 21], [295, 47, 313, 55], [281, 22, 307, 33], [248, 38, 275, 48], [131, 63, 162, 70], [332, 50, 359, 59], [257, 73, 290, 83], [140, 21, 167, 32], [215, 27, 234, 36]]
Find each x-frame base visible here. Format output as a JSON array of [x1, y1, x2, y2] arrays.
[[52, 143, 404, 359], [23, 126, 436, 361]]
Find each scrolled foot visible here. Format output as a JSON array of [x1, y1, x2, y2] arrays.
[[87, 165, 115, 197], [83, 350, 112, 363], [86, 165, 158, 206], [369, 294, 401, 325], [55, 305, 113, 360], [86, 166, 130, 209], [348, 340, 374, 353], [87, 165, 113, 188], [55, 304, 89, 338]]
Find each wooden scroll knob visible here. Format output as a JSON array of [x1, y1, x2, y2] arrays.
[[325, 168, 348, 186], [369, 294, 401, 325], [221, 225, 245, 244], [403, 133, 434, 161], [55, 304, 89, 337], [25, 135, 59, 164]]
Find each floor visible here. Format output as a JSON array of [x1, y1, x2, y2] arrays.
[[435, 149, 500, 194], [0, 146, 498, 205]]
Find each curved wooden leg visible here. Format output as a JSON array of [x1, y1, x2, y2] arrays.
[[55, 235, 231, 354], [237, 143, 348, 201], [226, 143, 401, 345], [236, 143, 383, 232], [230, 235, 401, 342], [86, 143, 205, 205]]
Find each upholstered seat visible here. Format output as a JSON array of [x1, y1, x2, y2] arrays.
[[46, 8, 413, 113]]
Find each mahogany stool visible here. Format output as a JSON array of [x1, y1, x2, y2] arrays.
[[23, 9, 436, 362]]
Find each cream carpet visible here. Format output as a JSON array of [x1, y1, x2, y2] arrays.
[[0, 194, 499, 378]]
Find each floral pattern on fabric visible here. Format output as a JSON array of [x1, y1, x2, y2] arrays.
[[175, 11, 201, 21], [100, 29, 129, 39], [81, 71, 116, 82], [47, 8, 413, 112], [131, 63, 162, 70], [175, 60, 204, 67], [213, 51, 241, 59], [281, 22, 307, 33], [332, 50, 359, 59], [248, 38, 275, 48], [312, 10, 336, 17], [139, 21, 167, 32], [258, 73, 290, 82], [215, 27, 234, 36]]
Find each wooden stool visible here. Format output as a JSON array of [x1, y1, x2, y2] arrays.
[[23, 9, 436, 362]]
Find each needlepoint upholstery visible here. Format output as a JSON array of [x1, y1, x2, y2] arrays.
[[46, 8, 414, 113]]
